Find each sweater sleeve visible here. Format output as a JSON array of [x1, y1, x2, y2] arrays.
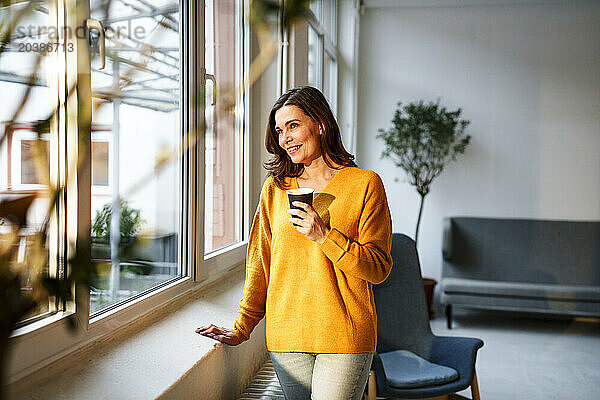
[[231, 180, 272, 341], [318, 173, 393, 284]]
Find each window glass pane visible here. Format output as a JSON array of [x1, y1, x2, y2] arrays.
[[322, 0, 335, 41], [89, 0, 182, 315], [204, 0, 242, 254], [0, 1, 53, 323], [323, 52, 336, 115], [307, 25, 320, 88], [310, 0, 322, 22]]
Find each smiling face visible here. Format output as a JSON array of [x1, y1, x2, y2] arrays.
[[275, 105, 322, 165]]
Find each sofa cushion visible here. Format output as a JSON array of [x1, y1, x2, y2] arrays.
[[442, 218, 600, 286], [379, 350, 459, 389], [442, 278, 600, 302]]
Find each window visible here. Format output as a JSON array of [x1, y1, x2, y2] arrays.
[[3, 0, 248, 377], [91, 132, 110, 187], [0, 0, 56, 325], [3, 125, 110, 190], [204, 0, 244, 254], [5, 126, 50, 190], [307, 24, 321, 88], [87, 0, 185, 315], [307, 0, 337, 112], [323, 50, 337, 112]]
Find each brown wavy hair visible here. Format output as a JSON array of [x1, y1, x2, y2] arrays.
[[264, 86, 357, 190]]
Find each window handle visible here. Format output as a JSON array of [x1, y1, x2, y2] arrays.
[[86, 18, 106, 70], [205, 73, 216, 106]]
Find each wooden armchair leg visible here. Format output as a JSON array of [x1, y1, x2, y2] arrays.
[[471, 370, 481, 400], [366, 370, 376, 400]]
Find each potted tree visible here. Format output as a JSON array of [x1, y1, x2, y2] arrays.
[[377, 99, 471, 318]]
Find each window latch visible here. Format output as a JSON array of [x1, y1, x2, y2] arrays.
[[86, 19, 106, 70]]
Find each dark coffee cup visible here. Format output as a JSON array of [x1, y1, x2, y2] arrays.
[[286, 188, 314, 227]]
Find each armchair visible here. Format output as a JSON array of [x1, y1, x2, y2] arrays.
[[366, 234, 483, 400]]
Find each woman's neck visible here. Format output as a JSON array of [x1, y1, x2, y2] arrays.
[[301, 156, 342, 181]]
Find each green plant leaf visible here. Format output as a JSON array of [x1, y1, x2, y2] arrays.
[[377, 99, 471, 242]]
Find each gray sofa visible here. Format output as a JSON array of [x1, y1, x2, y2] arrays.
[[441, 217, 600, 328]]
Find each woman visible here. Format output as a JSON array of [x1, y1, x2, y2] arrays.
[[196, 86, 393, 400]]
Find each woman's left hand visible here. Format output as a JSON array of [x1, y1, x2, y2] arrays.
[[288, 201, 330, 245]]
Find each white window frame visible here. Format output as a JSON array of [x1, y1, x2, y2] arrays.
[[6, 0, 252, 385], [201, 0, 248, 262]]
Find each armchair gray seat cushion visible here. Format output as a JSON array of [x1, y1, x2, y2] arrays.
[[379, 349, 459, 389]]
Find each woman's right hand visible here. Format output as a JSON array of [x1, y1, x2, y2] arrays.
[[195, 324, 244, 346]]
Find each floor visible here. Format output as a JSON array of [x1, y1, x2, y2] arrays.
[[239, 310, 600, 400], [430, 309, 600, 400]]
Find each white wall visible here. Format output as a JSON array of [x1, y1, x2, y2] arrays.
[[250, 30, 280, 215], [357, 1, 600, 285]]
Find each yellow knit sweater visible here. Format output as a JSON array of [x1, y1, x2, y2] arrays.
[[232, 166, 393, 353]]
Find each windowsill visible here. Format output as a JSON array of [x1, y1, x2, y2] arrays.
[[7, 241, 250, 384], [7, 265, 268, 400]]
